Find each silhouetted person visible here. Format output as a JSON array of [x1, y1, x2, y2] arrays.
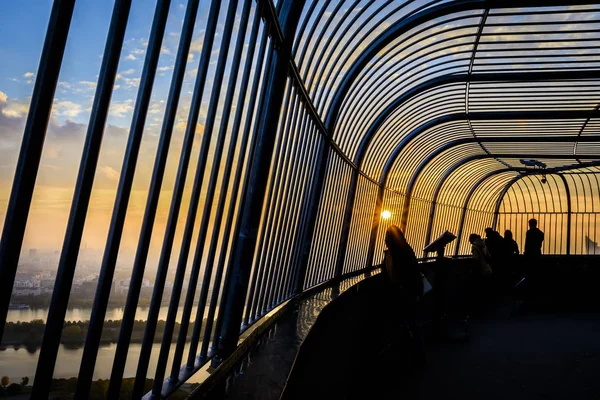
[[384, 225, 423, 301], [469, 233, 493, 314], [383, 225, 425, 395], [524, 218, 544, 257], [469, 234, 492, 276], [504, 229, 519, 255], [484, 227, 504, 261], [523, 219, 545, 302], [503, 229, 520, 284]]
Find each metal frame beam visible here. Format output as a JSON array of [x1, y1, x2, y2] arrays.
[[557, 174, 572, 255], [409, 135, 600, 234], [460, 163, 593, 254], [381, 111, 600, 189], [365, 153, 599, 268], [353, 70, 600, 166], [325, 0, 600, 135], [0, 0, 75, 345], [214, 0, 306, 364], [31, 1, 132, 397]]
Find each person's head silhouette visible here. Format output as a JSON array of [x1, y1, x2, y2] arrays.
[[529, 218, 538, 229], [385, 225, 407, 250], [469, 233, 480, 244]]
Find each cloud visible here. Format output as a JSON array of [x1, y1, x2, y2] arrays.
[[23, 72, 34, 78], [160, 46, 171, 55], [174, 120, 203, 134], [1, 95, 30, 118], [190, 36, 204, 53], [148, 100, 165, 115], [0, 94, 30, 142], [78, 81, 97, 91], [157, 66, 172, 72], [130, 48, 145, 56], [109, 99, 134, 118], [125, 54, 137, 61], [99, 165, 120, 181], [120, 68, 136, 75], [116, 74, 140, 89], [0, 94, 133, 189], [52, 100, 83, 117]]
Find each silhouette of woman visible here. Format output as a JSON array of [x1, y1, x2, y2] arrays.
[[384, 225, 424, 301]]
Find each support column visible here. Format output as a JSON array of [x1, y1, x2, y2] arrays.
[[558, 174, 572, 255], [214, 0, 306, 363], [293, 137, 331, 293], [454, 171, 508, 256], [333, 169, 360, 278], [364, 184, 386, 269], [0, 0, 75, 343], [492, 176, 521, 231]]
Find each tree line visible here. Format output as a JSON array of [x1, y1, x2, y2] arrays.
[[1, 318, 209, 349]]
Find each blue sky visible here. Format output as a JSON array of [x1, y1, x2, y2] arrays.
[[0, 0, 199, 126], [0, 0, 217, 252]]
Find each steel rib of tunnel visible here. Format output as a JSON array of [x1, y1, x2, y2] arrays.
[[130, 0, 242, 397], [496, 168, 600, 255], [208, 29, 277, 358], [106, 0, 225, 396], [3, 1, 600, 399], [31, 1, 133, 397], [328, 1, 600, 155], [76, 1, 172, 397], [208, 15, 272, 353], [0, 0, 75, 346], [335, 77, 600, 268], [360, 110, 600, 266], [151, 0, 255, 395], [407, 155, 599, 255], [189, 6, 267, 370]]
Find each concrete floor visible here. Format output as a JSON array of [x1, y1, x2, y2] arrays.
[[419, 311, 600, 400]]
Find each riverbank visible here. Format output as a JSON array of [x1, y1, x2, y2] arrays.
[[0, 377, 198, 399], [1, 318, 209, 350], [9, 293, 152, 310]]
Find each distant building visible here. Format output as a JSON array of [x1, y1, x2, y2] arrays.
[[40, 279, 55, 294], [113, 278, 131, 295], [13, 287, 42, 296], [111, 278, 154, 295], [13, 276, 41, 296]]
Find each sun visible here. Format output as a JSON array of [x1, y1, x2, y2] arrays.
[[381, 210, 392, 220]]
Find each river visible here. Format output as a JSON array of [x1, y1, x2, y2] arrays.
[[2, 306, 215, 385], [0, 341, 208, 384], [6, 304, 215, 324]]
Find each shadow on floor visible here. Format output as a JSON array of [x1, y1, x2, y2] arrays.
[[282, 274, 600, 400], [419, 311, 600, 400]]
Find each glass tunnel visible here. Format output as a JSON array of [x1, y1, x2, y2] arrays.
[[0, 0, 599, 398]]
